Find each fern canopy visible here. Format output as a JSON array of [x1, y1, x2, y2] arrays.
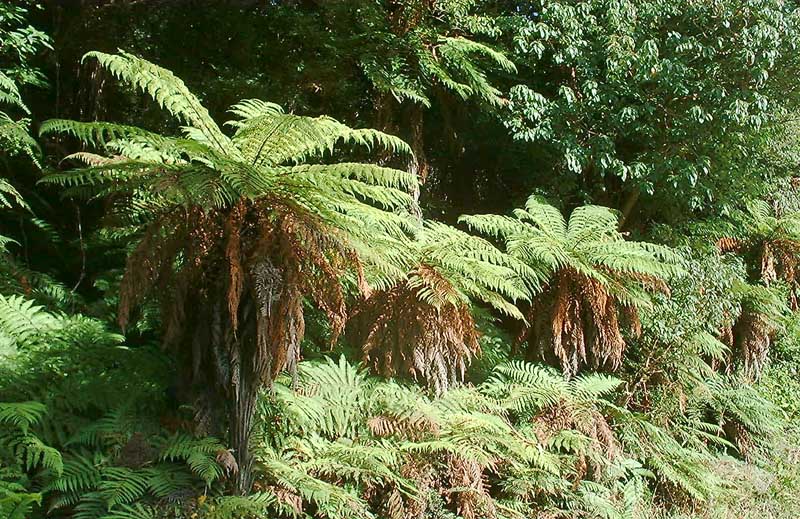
[[462, 196, 683, 376]]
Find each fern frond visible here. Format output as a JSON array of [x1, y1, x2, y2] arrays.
[[82, 51, 230, 152], [0, 71, 29, 113], [0, 402, 46, 433], [39, 119, 163, 149], [0, 112, 40, 166]]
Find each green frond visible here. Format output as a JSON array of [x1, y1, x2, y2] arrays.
[[0, 71, 28, 113], [203, 493, 277, 519], [96, 467, 150, 509], [289, 163, 418, 192], [0, 294, 59, 353], [486, 361, 569, 416], [0, 177, 28, 211], [459, 214, 534, 241], [290, 167, 415, 210], [82, 51, 230, 152], [440, 37, 517, 74], [692, 331, 729, 361], [143, 465, 193, 499], [565, 204, 619, 242], [158, 434, 225, 486], [99, 503, 156, 519], [45, 455, 102, 498], [522, 195, 568, 237], [0, 402, 47, 433], [38, 119, 163, 149], [227, 98, 284, 119], [0, 486, 41, 519], [570, 373, 622, 402], [229, 109, 411, 167], [0, 112, 40, 166]]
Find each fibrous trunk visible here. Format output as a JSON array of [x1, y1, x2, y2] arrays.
[[732, 308, 772, 380], [120, 205, 348, 493]]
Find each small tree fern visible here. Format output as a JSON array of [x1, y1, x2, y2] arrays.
[[718, 199, 800, 306], [726, 281, 787, 378], [349, 220, 532, 393], [462, 196, 682, 376]]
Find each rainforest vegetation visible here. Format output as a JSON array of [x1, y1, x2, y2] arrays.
[[4, 1, 800, 517]]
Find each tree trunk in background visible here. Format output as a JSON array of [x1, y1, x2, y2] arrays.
[[408, 103, 429, 184], [619, 189, 640, 230]]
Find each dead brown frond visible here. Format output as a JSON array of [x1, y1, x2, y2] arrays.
[[400, 461, 437, 519], [531, 400, 620, 478], [732, 308, 773, 380], [519, 270, 639, 377], [716, 237, 744, 253], [117, 197, 365, 493], [448, 455, 496, 519], [350, 266, 479, 393]]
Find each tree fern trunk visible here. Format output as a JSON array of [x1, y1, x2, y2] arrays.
[[231, 359, 257, 494], [226, 298, 259, 495]]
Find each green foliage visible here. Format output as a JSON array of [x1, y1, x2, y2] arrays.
[[0, 2, 51, 90], [409, 221, 532, 318], [285, 0, 515, 109], [503, 0, 800, 222], [0, 290, 228, 518], [0, 1, 48, 166], [0, 401, 60, 519], [224, 355, 675, 519]]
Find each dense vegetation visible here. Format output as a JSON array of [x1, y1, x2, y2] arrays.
[[3, 1, 800, 518]]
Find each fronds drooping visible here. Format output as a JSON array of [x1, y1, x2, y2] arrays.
[[350, 221, 530, 393], [462, 196, 682, 376]]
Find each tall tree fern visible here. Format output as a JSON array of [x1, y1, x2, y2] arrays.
[[40, 51, 419, 493], [462, 196, 682, 376]]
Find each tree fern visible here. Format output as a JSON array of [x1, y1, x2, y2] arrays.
[[350, 221, 531, 393], [40, 51, 420, 492], [718, 198, 800, 302], [727, 281, 788, 378], [462, 196, 682, 376]]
